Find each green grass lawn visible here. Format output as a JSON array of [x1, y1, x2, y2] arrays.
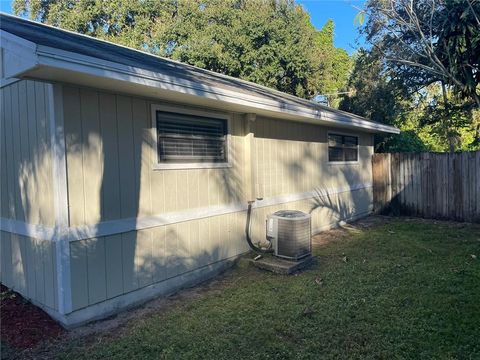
[[58, 218, 480, 360]]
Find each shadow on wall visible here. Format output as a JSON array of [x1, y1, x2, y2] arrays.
[[246, 118, 373, 236], [308, 167, 371, 224], [1, 80, 60, 308], [278, 129, 372, 228], [3, 79, 247, 312], [5, 78, 376, 311], [285, 136, 372, 231], [64, 85, 246, 311]]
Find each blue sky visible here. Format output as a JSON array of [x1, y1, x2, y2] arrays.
[[298, 0, 366, 53], [0, 0, 365, 54], [0, 0, 11, 13]]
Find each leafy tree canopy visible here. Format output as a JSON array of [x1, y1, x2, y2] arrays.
[[363, 0, 480, 107], [341, 48, 480, 152], [341, 0, 480, 153], [315, 19, 352, 107], [13, 0, 352, 101]]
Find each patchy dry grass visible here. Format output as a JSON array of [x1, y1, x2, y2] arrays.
[[37, 218, 480, 359]]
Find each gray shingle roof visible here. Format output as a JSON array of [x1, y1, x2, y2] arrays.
[[0, 13, 396, 132]]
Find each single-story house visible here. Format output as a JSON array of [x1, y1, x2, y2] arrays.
[[0, 13, 399, 327]]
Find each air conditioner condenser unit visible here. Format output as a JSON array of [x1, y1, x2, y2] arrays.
[[266, 210, 311, 261]]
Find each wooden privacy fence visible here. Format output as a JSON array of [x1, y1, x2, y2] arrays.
[[372, 151, 480, 222]]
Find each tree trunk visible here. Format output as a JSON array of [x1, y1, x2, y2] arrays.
[[441, 81, 455, 153]]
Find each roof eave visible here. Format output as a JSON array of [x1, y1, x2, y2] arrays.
[[1, 29, 400, 134]]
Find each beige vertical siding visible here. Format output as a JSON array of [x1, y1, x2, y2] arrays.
[[68, 211, 248, 311], [63, 85, 246, 227], [67, 186, 371, 311], [252, 116, 373, 199], [61, 85, 374, 313], [0, 231, 58, 310], [62, 85, 372, 229], [0, 80, 57, 310], [0, 80, 55, 225], [0, 77, 376, 322]]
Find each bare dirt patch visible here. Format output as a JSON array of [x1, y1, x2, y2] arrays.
[[0, 285, 64, 358]]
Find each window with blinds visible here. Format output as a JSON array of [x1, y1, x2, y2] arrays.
[[328, 133, 358, 162], [156, 110, 228, 163]]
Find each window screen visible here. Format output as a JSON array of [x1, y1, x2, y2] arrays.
[[328, 133, 358, 162], [156, 111, 227, 163]]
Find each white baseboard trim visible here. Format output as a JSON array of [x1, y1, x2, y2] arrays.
[[0, 183, 372, 242]]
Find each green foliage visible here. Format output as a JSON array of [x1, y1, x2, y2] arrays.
[[339, 49, 418, 153], [342, 50, 480, 153], [316, 19, 334, 48], [13, 0, 352, 102], [54, 219, 480, 359], [417, 84, 480, 151], [339, 49, 406, 126], [342, 0, 480, 152], [362, 0, 480, 107], [435, 0, 480, 106], [376, 131, 428, 153], [315, 20, 353, 107], [353, 11, 365, 26]]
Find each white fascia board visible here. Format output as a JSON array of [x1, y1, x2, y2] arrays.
[[320, 111, 399, 134], [35, 45, 319, 114], [0, 30, 38, 79], [32, 43, 399, 134]]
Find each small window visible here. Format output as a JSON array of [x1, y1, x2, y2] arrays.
[[328, 133, 358, 162], [156, 110, 228, 164]]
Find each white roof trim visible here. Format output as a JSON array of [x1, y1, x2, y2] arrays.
[[0, 29, 38, 80], [1, 27, 400, 134]]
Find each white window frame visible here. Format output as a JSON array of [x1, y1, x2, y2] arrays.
[[151, 103, 232, 170], [327, 130, 360, 165]]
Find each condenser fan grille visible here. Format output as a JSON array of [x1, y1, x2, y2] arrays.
[[267, 210, 311, 260]]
